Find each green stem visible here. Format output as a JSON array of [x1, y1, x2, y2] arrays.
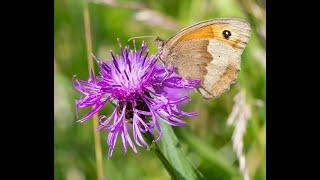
[[144, 133, 182, 180], [82, 1, 104, 179]]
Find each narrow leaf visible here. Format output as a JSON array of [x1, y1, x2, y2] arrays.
[[151, 121, 204, 180]]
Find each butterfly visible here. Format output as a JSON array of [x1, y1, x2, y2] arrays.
[[156, 18, 251, 99]]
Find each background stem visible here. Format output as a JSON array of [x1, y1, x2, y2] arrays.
[[83, 1, 104, 179]]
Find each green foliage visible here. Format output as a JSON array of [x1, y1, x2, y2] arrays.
[[155, 122, 204, 180]]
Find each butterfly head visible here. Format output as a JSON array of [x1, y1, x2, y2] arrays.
[[155, 37, 166, 49]]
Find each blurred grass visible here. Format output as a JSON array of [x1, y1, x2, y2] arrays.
[[54, 0, 265, 179]]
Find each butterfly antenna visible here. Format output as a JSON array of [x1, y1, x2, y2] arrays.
[[132, 39, 136, 52], [158, 56, 169, 82], [127, 35, 156, 42]]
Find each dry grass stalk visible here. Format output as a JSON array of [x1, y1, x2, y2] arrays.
[[83, 1, 104, 179], [227, 90, 251, 180]]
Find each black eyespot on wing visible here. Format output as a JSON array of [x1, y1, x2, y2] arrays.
[[222, 30, 232, 39]]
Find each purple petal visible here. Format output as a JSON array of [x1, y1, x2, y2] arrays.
[[107, 132, 119, 158], [97, 109, 117, 130], [132, 115, 148, 147], [123, 123, 137, 153], [121, 129, 127, 153], [78, 96, 110, 122], [108, 103, 126, 132]]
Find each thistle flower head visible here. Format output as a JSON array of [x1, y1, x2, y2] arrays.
[[73, 42, 200, 157]]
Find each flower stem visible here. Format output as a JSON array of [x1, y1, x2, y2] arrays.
[[83, 1, 104, 179], [144, 133, 181, 180], [144, 122, 203, 180]]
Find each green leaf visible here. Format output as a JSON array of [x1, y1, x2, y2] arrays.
[[152, 121, 204, 180]]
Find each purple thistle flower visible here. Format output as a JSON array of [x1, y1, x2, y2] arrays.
[[73, 42, 200, 158]]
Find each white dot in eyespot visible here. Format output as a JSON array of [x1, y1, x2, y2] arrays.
[[223, 30, 232, 39]]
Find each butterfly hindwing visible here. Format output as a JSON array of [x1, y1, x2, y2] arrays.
[[160, 18, 251, 99]]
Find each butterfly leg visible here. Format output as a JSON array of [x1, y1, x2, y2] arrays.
[[158, 56, 170, 82]]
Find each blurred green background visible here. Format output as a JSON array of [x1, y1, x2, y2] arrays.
[[54, 0, 266, 179]]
